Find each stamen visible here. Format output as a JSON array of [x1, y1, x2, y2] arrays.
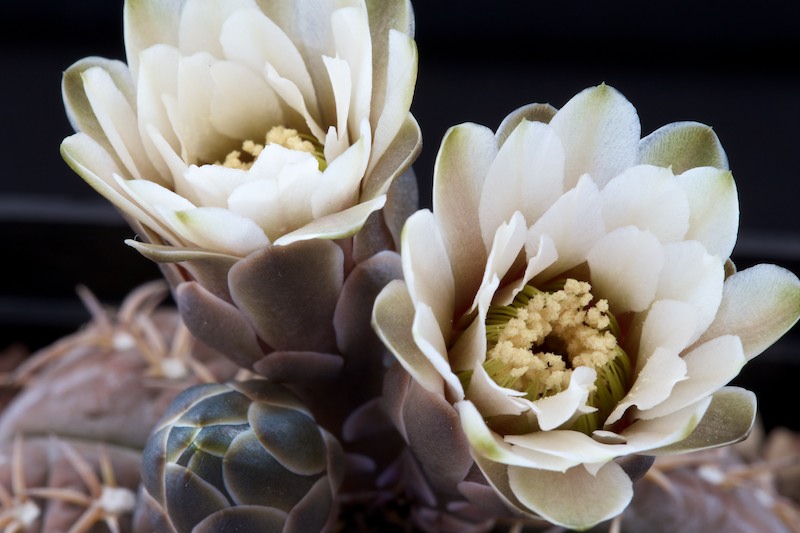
[[218, 126, 326, 171]]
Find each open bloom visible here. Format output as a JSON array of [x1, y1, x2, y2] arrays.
[[373, 84, 800, 529], [61, 0, 419, 258]]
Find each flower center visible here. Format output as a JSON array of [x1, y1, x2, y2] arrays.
[[483, 278, 631, 432], [218, 126, 326, 171]]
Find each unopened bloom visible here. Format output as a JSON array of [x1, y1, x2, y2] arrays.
[[373, 84, 800, 529], [61, 0, 419, 259]]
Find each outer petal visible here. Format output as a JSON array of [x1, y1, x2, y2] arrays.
[[372, 280, 444, 395], [274, 195, 387, 246], [647, 387, 757, 455], [495, 102, 557, 146], [637, 335, 745, 420], [676, 167, 739, 260], [507, 461, 633, 530], [548, 84, 640, 189], [694, 264, 800, 359], [637, 121, 729, 172], [124, 0, 186, 77], [433, 123, 495, 314]]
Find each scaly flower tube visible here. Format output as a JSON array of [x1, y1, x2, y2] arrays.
[[372, 84, 800, 530], [61, 0, 419, 260]]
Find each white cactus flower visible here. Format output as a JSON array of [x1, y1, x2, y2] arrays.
[[61, 0, 420, 258], [372, 84, 800, 530]]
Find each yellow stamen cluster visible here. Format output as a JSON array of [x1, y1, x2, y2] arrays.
[[484, 279, 620, 400], [219, 126, 323, 170]]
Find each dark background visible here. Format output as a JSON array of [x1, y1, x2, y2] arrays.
[[1, 1, 798, 430]]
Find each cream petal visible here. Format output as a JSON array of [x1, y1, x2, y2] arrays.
[[177, 0, 257, 57], [694, 264, 800, 360], [184, 164, 249, 208], [367, 30, 417, 176], [312, 125, 370, 219], [637, 121, 729, 172], [432, 123, 495, 313], [549, 84, 640, 189], [504, 429, 618, 469], [144, 124, 198, 203], [605, 347, 687, 426], [166, 207, 270, 256], [637, 335, 745, 420], [655, 241, 724, 343], [600, 165, 690, 242], [331, 5, 372, 135], [527, 174, 606, 281], [621, 396, 712, 452], [507, 462, 633, 530], [265, 64, 326, 142], [586, 227, 664, 313], [450, 275, 498, 372], [208, 60, 285, 141], [121, 176, 195, 211], [321, 55, 352, 161], [123, 0, 185, 78], [61, 134, 165, 235], [637, 299, 699, 372], [467, 364, 527, 418], [372, 280, 444, 395], [413, 303, 464, 400], [273, 195, 386, 246], [220, 8, 319, 116], [647, 387, 756, 455], [175, 52, 235, 164], [401, 210, 455, 336], [136, 45, 181, 182], [494, 234, 559, 307], [495, 103, 558, 146], [82, 66, 159, 181], [472, 211, 527, 312], [525, 366, 597, 431], [479, 120, 565, 247], [676, 167, 739, 259]]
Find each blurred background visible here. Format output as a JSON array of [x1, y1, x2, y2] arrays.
[[1, 1, 798, 430]]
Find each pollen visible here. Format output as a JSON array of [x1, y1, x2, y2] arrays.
[[219, 126, 324, 170], [483, 279, 622, 401]]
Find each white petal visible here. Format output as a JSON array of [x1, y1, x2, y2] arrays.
[[312, 124, 370, 218], [637, 299, 699, 372], [505, 430, 618, 469], [321, 55, 352, 161], [82, 66, 157, 181], [494, 234, 559, 306], [467, 364, 527, 418], [527, 175, 605, 282], [433, 123, 495, 313], [525, 366, 597, 431], [123, 0, 184, 78], [220, 8, 319, 116], [208, 60, 285, 141], [470, 211, 527, 313], [479, 120, 564, 247], [621, 396, 712, 452], [184, 163, 250, 207], [274, 195, 386, 245], [413, 304, 464, 400], [367, 30, 417, 176], [605, 347, 687, 426], [600, 165, 689, 242], [266, 63, 326, 142], [508, 462, 633, 530], [177, 0, 257, 56], [695, 264, 800, 360], [586, 227, 664, 313], [676, 167, 739, 259], [549, 84, 640, 189], [163, 206, 269, 256], [655, 241, 724, 343], [121, 176, 195, 211], [637, 335, 745, 420], [331, 5, 372, 135], [372, 280, 444, 395], [401, 210, 455, 336]]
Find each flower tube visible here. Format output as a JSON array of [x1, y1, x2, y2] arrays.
[[372, 84, 800, 530]]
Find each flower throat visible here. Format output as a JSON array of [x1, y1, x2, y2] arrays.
[[483, 278, 631, 432], [218, 126, 326, 171]]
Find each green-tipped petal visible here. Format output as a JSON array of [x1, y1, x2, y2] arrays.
[[647, 386, 756, 455], [124, 0, 186, 77], [638, 121, 729, 172], [495, 102, 557, 146], [274, 195, 386, 246], [695, 264, 800, 359], [507, 461, 633, 531], [676, 167, 739, 259]]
